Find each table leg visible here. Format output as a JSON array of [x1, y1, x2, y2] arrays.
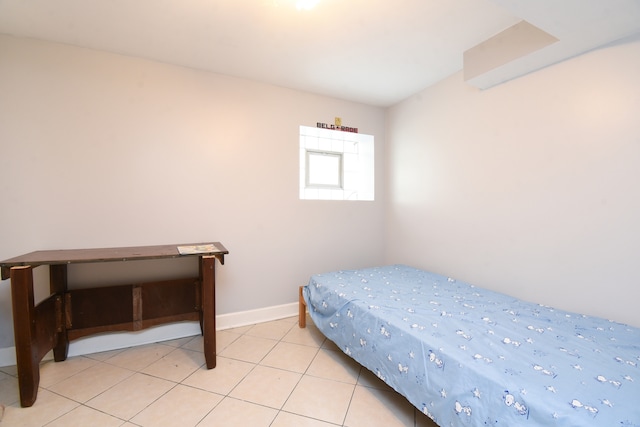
[[200, 256, 217, 369], [10, 266, 40, 407], [50, 264, 69, 362]]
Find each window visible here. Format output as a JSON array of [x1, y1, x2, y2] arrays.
[[299, 125, 374, 201], [306, 150, 343, 188]]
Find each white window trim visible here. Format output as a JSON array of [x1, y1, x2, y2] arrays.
[[305, 150, 343, 189]]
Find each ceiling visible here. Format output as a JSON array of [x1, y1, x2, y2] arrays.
[[1, 0, 639, 107]]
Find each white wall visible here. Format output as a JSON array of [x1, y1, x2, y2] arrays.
[[0, 35, 386, 350], [385, 35, 640, 327]]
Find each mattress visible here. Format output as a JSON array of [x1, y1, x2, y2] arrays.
[[303, 264, 640, 426]]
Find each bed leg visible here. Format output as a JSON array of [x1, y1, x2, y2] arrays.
[[298, 286, 306, 328]]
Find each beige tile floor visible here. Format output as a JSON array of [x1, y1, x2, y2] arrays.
[[0, 316, 439, 427]]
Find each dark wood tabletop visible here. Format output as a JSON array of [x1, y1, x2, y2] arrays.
[[1, 242, 228, 280]]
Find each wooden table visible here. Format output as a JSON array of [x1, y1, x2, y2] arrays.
[[0, 242, 228, 407]]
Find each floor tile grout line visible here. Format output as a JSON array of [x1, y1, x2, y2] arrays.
[[121, 375, 184, 423], [338, 364, 364, 427], [3, 315, 433, 426], [275, 319, 369, 427], [35, 388, 82, 427], [163, 352, 236, 427], [39, 354, 102, 389], [276, 340, 323, 408], [189, 317, 317, 426], [268, 319, 326, 427], [44, 358, 184, 425], [198, 318, 302, 417], [41, 343, 204, 425], [271, 408, 344, 427], [191, 388, 226, 427]]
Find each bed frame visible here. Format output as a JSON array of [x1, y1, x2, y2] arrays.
[[298, 285, 307, 328]]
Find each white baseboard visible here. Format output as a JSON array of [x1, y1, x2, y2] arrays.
[[0, 302, 299, 367], [0, 346, 17, 368]]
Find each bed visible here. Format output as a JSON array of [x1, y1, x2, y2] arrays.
[[299, 264, 640, 427]]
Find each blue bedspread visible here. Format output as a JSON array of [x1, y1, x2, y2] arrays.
[[303, 265, 640, 427]]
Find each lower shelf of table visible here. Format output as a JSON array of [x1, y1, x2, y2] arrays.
[[63, 277, 203, 340]]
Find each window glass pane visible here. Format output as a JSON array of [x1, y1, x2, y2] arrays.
[[307, 151, 342, 187]]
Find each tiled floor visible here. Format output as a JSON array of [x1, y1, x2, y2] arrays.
[[0, 316, 438, 427]]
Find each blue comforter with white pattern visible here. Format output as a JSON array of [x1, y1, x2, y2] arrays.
[[303, 265, 640, 426]]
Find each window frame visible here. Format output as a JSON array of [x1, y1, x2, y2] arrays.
[[305, 149, 344, 190]]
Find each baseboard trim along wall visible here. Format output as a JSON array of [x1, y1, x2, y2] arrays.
[[0, 302, 299, 368]]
